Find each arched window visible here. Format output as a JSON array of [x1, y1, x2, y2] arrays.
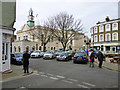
[[105, 33, 111, 41], [112, 32, 118, 40], [39, 46, 41, 50], [18, 46, 21, 52], [32, 46, 35, 51], [26, 46, 29, 51]]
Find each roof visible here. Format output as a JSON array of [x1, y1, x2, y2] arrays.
[[96, 18, 120, 25]]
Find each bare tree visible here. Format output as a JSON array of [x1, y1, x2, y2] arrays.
[[45, 12, 84, 51], [29, 26, 53, 52]]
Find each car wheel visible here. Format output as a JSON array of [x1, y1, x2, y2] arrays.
[[73, 60, 76, 63]]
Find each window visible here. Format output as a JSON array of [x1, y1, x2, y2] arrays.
[[32, 46, 35, 50], [18, 46, 21, 52], [105, 33, 111, 41], [91, 28, 93, 34], [26, 46, 29, 51], [14, 46, 16, 52], [112, 32, 118, 41], [18, 37, 20, 41], [112, 23, 118, 31], [106, 46, 110, 51], [26, 36, 28, 40], [94, 27, 98, 33], [94, 35, 97, 42], [91, 36, 93, 42], [23, 36, 25, 40], [33, 35, 35, 41], [105, 24, 111, 32], [39, 46, 41, 50], [99, 34, 104, 42], [99, 25, 104, 32]]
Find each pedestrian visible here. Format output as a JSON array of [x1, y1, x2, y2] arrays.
[[89, 50, 95, 68], [97, 50, 104, 68], [23, 51, 30, 74]]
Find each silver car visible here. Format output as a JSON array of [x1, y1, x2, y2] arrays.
[[31, 50, 43, 58], [43, 50, 56, 59]]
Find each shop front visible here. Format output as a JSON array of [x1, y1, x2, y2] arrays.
[[0, 26, 15, 72]]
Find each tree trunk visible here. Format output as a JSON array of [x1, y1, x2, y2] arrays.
[[43, 43, 46, 52]]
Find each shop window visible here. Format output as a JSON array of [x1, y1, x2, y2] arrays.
[[106, 46, 110, 51]]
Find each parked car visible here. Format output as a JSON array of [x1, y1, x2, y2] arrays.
[[30, 50, 43, 58], [65, 50, 75, 59], [11, 53, 23, 65], [43, 50, 56, 59], [73, 52, 88, 64], [56, 52, 71, 61], [55, 50, 63, 56], [29, 50, 34, 55]]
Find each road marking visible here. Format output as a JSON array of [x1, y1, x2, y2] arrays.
[[62, 80, 73, 84], [77, 84, 90, 88], [47, 73, 54, 76], [36, 73, 40, 75], [68, 79, 78, 82], [20, 86, 26, 89], [56, 75, 65, 78], [39, 72, 45, 74], [49, 77, 59, 80], [82, 82, 96, 87], [41, 75, 48, 77]]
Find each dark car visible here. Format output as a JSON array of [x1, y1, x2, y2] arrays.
[[56, 52, 71, 61], [73, 52, 88, 64], [65, 50, 75, 59], [11, 53, 23, 65]]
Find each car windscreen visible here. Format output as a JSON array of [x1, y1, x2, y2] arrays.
[[75, 52, 86, 56], [61, 52, 67, 56], [14, 53, 23, 57], [45, 51, 53, 54], [33, 51, 40, 53]]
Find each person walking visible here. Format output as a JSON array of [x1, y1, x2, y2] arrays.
[[97, 50, 104, 68], [89, 50, 95, 68], [23, 51, 30, 74]]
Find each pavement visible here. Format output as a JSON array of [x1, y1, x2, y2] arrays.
[[94, 57, 120, 72], [2, 64, 37, 82], [2, 57, 119, 82]]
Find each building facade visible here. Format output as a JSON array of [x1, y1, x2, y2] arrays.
[[0, 1, 16, 72], [90, 16, 120, 52], [12, 8, 88, 53]]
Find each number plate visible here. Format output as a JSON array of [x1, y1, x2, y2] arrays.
[[78, 57, 82, 59]]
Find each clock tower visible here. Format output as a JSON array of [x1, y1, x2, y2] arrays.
[[27, 8, 35, 27]]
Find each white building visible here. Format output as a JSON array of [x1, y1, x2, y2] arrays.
[[0, 1, 16, 72]]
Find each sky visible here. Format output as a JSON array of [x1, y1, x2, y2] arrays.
[[14, 0, 119, 38]]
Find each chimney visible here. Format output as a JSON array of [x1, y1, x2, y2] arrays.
[[105, 16, 110, 22]]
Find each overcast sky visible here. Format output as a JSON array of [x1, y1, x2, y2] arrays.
[[14, 0, 119, 38]]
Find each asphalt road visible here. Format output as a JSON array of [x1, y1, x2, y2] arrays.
[[2, 58, 119, 89]]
